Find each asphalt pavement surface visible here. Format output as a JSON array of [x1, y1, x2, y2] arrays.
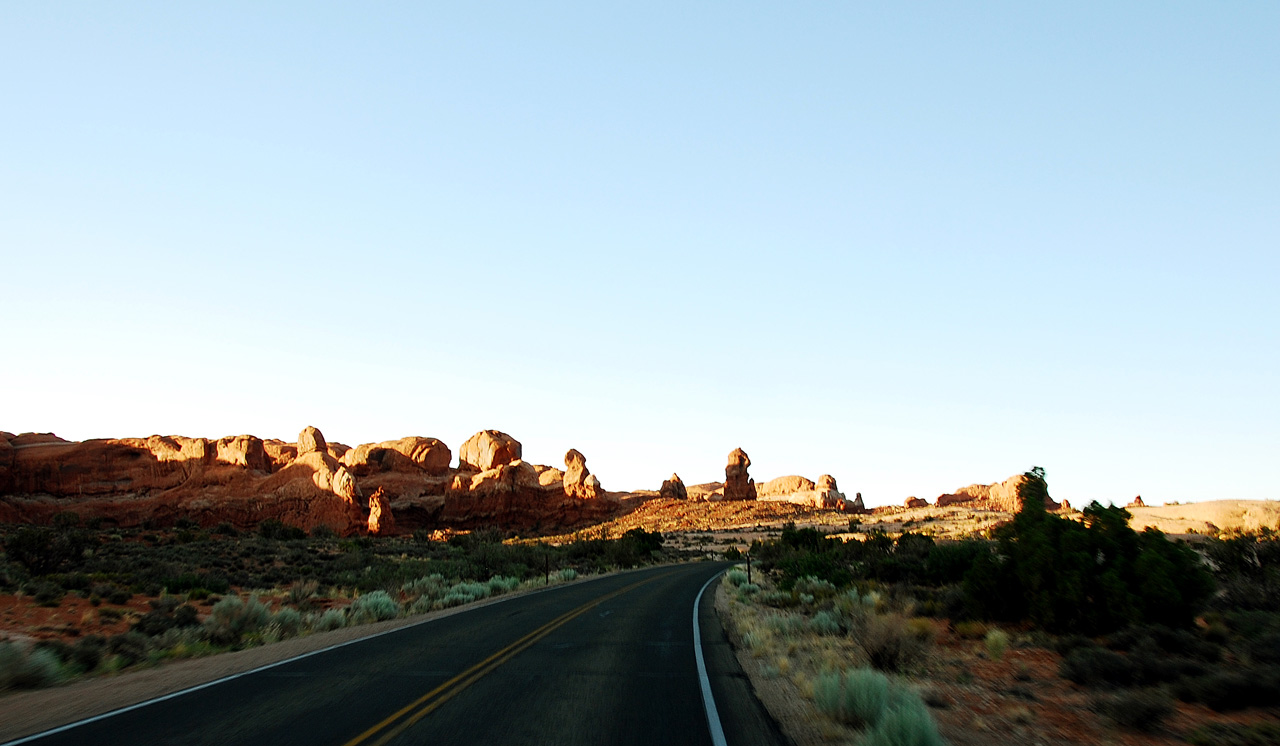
[[10, 562, 788, 746]]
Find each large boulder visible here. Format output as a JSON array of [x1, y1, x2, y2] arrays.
[[458, 430, 522, 472], [936, 474, 1059, 512], [757, 475, 816, 497], [343, 437, 453, 477], [905, 497, 928, 509], [659, 473, 688, 501], [298, 426, 326, 455], [216, 435, 268, 471], [724, 448, 756, 501], [562, 449, 601, 499]]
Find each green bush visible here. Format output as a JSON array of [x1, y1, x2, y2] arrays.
[[726, 568, 749, 587], [860, 614, 926, 672], [985, 629, 1010, 660], [271, 607, 303, 638], [70, 635, 107, 673], [348, 591, 400, 623], [813, 668, 893, 728], [487, 575, 520, 595], [793, 576, 839, 599], [862, 695, 945, 746], [1187, 722, 1280, 746], [204, 595, 271, 645], [1092, 687, 1174, 732], [809, 610, 844, 636], [1059, 646, 1134, 688], [1174, 667, 1280, 711], [0, 642, 65, 690], [107, 632, 151, 666], [312, 609, 346, 631], [556, 568, 578, 582]]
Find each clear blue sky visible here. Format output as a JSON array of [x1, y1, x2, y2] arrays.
[[2, 3, 1276, 507]]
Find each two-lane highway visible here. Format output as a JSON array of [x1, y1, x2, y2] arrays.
[[9, 563, 788, 746]]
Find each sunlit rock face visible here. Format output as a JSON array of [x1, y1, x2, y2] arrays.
[[659, 473, 687, 501], [562, 449, 602, 499], [458, 430, 522, 472], [342, 437, 452, 477], [368, 487, 395, 535], [0, 426, 626, 534], [935, 474, 1061, 512], [757, 476, 816, 497], [723, 448, 757, 501]]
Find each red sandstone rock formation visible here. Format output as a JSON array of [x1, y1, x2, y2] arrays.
[[905, 497, 928, 509], [368, 487, 395, 535], [724, 448, 756, 501], [562, 449, 602, 499], [659, 473, 688, 501], [757, 475, 816, 497], [343, 437, 452, 477], [845, 492, 867, 513], [0, 426, 627, 534], [458, 430, 521, 472], [935, 474, 1060, 512], [1128, 495, 1146, 508]]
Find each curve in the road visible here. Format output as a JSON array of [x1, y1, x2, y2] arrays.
[[5, 562, 787, 746]]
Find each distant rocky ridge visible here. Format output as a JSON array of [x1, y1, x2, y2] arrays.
[[0, 428, 617, 536]]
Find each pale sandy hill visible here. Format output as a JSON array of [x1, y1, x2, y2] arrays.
[[1127, 500, 1280, 535]]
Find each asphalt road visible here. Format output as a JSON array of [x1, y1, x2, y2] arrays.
[[11, 563, 788, 746]]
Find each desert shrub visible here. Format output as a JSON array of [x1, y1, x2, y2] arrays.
[[861, 695, 945, 746], [953, 620, 989, 639], [312, 609, 346, 631], [813, 667, 893, 728], [860, 614, 926, 672], [348, 591, 400, 623], [108, 589, 132, 605], [107, 632, 151, 666], [737, 583, 760, 595], [435, 591, 475, 609], [402, 574, 448, 600], [757, 590, 798, 609], [556, 568, 578, 582], [1174, 667, 1280, 711], [985, 629, 1010, 660], [5, 525, 94, 575], [1059, 646, 1134, 688], [726, 568, 749, 587], [29, 580, 65, 607], [0, 642, 65, 690], [809, 610, 844, 636], [1092, 687, 1175, 732], [793, 576, 838, 600], [70, 635, 106, 673], [487, 575, 520, 595], [204, 595, 271, 645], [271, 607, 303, 638], [257, 520, 306, 541], [962, 473, 1214, 634], [1187, 722, 1280, 746]]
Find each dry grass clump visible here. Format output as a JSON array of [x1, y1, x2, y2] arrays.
[[718, 567, 946, 745]]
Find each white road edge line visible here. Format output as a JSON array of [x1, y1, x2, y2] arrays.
[[0, 568, 644, 746], [693, 570, 729, 746]]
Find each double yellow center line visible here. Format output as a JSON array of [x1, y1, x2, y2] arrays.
[[342, 573, 668, 746]]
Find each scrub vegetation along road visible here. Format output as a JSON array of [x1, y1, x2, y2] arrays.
[[8, 563, 785, 746]]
